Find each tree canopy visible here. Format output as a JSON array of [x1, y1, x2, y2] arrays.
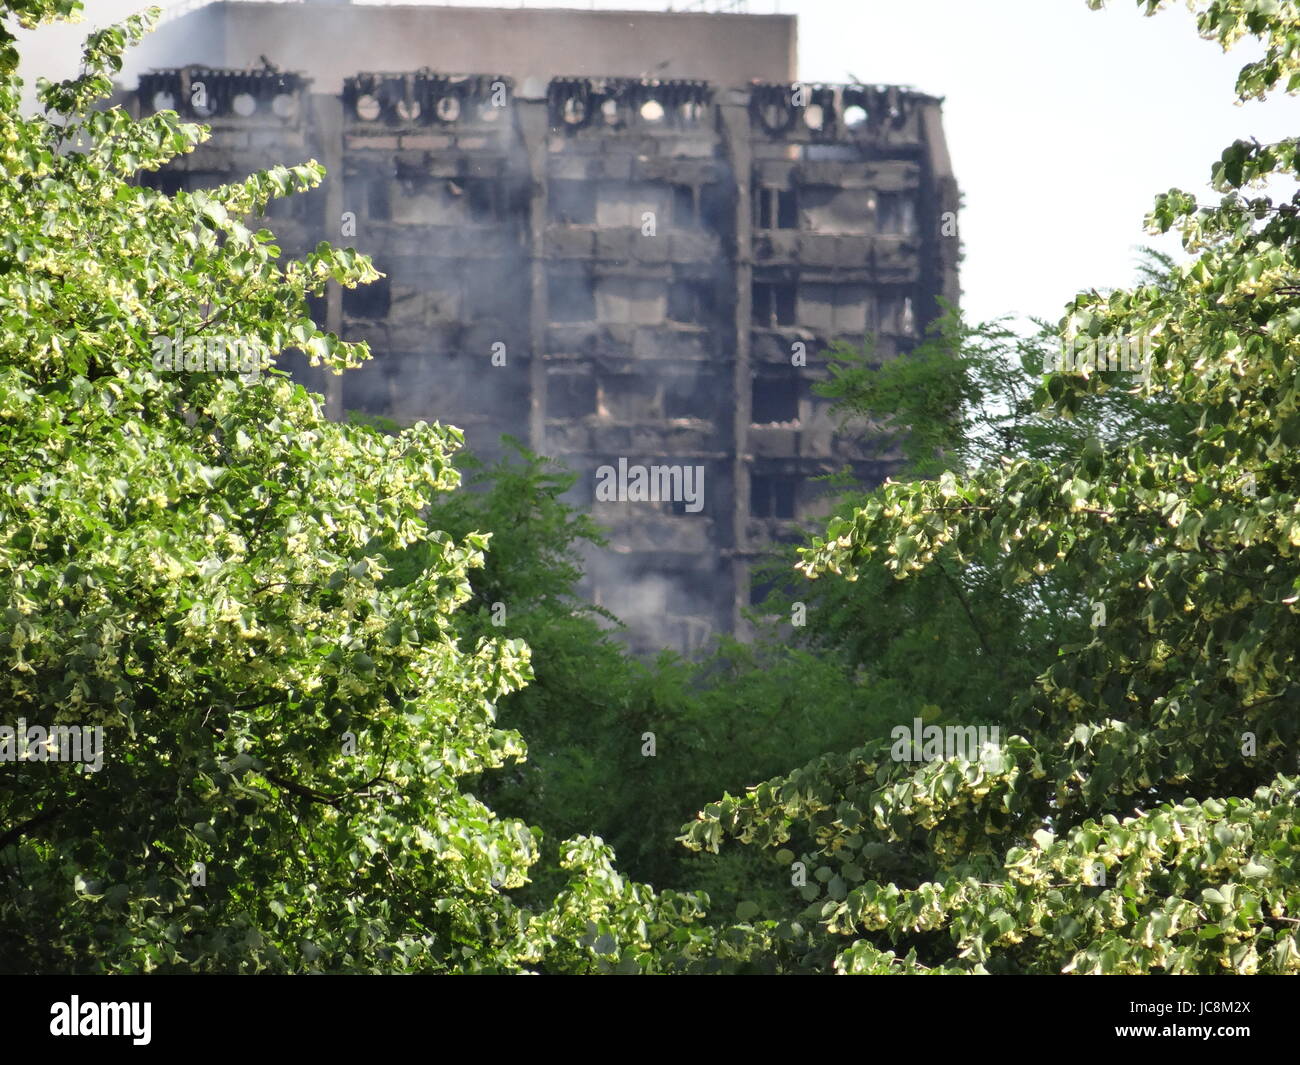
[[685, 0, 1300, 975], [0, 0, 731, 974], [4, 0, 1300, 977]]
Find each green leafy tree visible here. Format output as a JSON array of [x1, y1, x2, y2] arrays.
[[0, 2, 728, 974], [383, 440, 871, 936], [686, 0, 1300, 974]]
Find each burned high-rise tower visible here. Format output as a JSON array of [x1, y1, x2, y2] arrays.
[[122, 1, 960, 655]]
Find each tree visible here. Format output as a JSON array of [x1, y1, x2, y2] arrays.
[[686, 0, 1300, 974], [0, 1, 727, 974], [384, 438, 873, 935]]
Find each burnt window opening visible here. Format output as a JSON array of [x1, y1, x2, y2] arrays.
[[548, 274, 595, 323], [664, 378, 713, 420], [448, 178, 496, 223], [672, 184, 697, 227], [548, 179, 596, 224], [305, 293, 327, 326], [142, 170, 229, 196], [752, 281, 796, 328], [751, 473, 796, 519], [342, 275, 391, 319], [501, 182, 531, 226], [876, 191, 917, 236], [263, 194, 298, 221], [342, 363, 396, 417], [464, 265, 523, 321], [879, 292, 917, 336], [140, 170, 185, 196], [547, 372, 597, 419], [755, 186, 797, 230], [749, 573, 776, 607], [295, 185, 327, 229], [751, 378, 798, 424], [749, 561, 801, 607], [368, 179, 391, 221], [668, 280, 715, 325], [699, 183, 730, 235]]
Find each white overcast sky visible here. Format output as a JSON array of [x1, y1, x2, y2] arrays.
[[16, 0, 1299, 325]]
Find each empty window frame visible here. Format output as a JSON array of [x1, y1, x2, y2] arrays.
[[368, 178, 391, 221], [752, 281, 796, 328], [548, 179, 597, 224], [143, 170, 234, 197], [140, 170, 185, 196], [456, 178, 496, 223], [464, 264, 524, 321], [699, 183, 730, 235], [548, 273, 596, 323], [668, 279, 715, 325], [878, 291, 917, 336], [750, 473, 796, 519], [342, 275, 391, 319], [663, 375, 713, 420], [547, 372, 598, 419], [755, 185, 798, 230], [875, 191, 917, 236], [672, 184, 697, 228], [751, 378, 798, 424], [748, 572, 776, 607]]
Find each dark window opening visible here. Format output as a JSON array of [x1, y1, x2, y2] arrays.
[[343, 364, 395, 416], [342, 275, 391, 319], [295, 185, 326, 228], [672, 184, 696, 227], [548, 179, 596, 224], [464, 265, 523, 321], [368, 179, 391, 221], [749, 573, 776, 607], [453, 178, 495, 223], [140, 170, 185, 196], [751, 473, 796, 519], [699, 183, 729, 235], [143, 170, 229, 196], [755, 186, 797, 230], [751, 378, 798, 424], [501, 182, 530, 226], [876, 191, 917, 236], [548, 274, 595, 323], [264, 194, 298, 221], [664, 378, 712, 420], [749, 562, 800, 608], [305, 293, 327, 325], [878, 292, 916, 336], [778, 189, 797, 229], [548, 373, 597, 418], [752, 282, 796, 328], [668, 280, 715, 324]]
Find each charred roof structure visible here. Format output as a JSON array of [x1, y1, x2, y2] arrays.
[[124, 2, 960, 656]]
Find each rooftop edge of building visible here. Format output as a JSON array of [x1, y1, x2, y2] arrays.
[[126, 1, 800, 92]]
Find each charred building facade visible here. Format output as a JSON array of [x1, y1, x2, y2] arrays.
[[123, 2, 960, 655]]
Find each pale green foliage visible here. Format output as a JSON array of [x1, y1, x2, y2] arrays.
[[687, 0, 1300, 974], [0, 2, 724, 973]]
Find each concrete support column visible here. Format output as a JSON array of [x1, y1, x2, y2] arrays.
[[720, 96, 753, 631]]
